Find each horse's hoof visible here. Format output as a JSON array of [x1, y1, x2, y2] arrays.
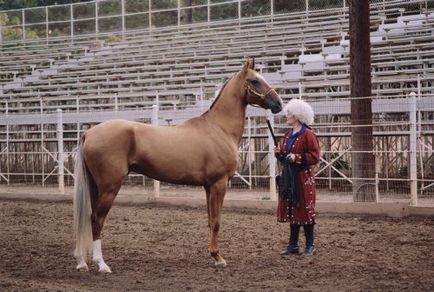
[[214, 259, 227, 269], [76, 263, 89, 272], [98, 263, 112, 273]]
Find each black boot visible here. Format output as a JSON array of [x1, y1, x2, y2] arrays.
[[280, 224, 300, 256], [302, 224, 315, 256]]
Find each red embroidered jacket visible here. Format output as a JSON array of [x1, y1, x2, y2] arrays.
[[276, 128, 321, 224]]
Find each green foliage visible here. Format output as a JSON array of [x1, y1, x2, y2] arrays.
[[242, 0, 271, 17]]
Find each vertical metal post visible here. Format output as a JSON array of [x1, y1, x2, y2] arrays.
[[76, 96, 80, 150], [0, 14, 3, 45], [298, 82, 302, 99], [417, 75, 425, 195], [152, 104, 160, 198], [247, 115, 252, 189], [268, 112, 277, 200], [207, 0, 210, 23], [375, 155, 380, 202], [200, 85, 204, 111], [270, 0, 274, 17], [57, 109, 65, 194], [238, 0, 241, 21], [41, 99, 44, 186], [149, 0, 152, 30], [22, 9, 26, 41], [45, 6, 49, 41], [95, 1, 99, 36], [121, 0, 125, 34], [305, 0, 309, 14], [178, 0, 181, 27], [409, 92, 417, 206], [70, 4, 74, 39], [6, 101, 10, 184]]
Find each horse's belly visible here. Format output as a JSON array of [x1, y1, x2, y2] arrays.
[[129, 158, 205, 185], [130, 153, 236, 186]]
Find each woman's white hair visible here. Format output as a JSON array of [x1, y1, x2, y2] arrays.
[[283, 99, 314, 125]]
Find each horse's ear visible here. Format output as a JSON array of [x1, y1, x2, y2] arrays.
[[241, 59, 249, 76], [249, 58, 255, 70]]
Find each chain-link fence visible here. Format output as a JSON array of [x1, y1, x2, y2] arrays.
[[0, 94, 433, 205], [2, 0, 431, 43]]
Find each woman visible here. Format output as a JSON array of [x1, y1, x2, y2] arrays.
[[274, 99, 320, 256]]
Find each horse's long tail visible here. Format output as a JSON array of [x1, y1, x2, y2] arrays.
[[73, 144, 93, 260]]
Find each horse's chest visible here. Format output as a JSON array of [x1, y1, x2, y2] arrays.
[[212, 146, 239, 173]]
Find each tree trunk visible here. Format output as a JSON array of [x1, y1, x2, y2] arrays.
[[349, 0, 375, 201]]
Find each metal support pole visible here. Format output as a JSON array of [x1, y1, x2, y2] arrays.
[[95, 1, 99, 36], [417, 75, 424, 195], [268, 112, 277, 200], [207, 0, 210, 23], [149, 0, 152, 30], [298, 82, 302, 99], [238, 0, 241, 21], [270, 0, 274, 17], [152, 104, 160, 198], [247, 115, 252, 189], [409, 92, 417, 206], [0, 14, 3, 45], [70, 4, 74, 39], [6, 101, 10, 184], [45, 6, 49, 42], [121, 0, 125, 34], [200, 85, 204, 111], [22, 9, 26, 41], [375, 155, 380, 202], [57, 109, 65, 194], [178, 0, 181, 27], [41, 99, 44, 186]]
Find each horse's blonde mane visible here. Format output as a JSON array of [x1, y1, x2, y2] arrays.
[[202, 74, 236, 115]]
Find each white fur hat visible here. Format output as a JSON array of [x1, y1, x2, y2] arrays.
[[283, 99, 314, 125]]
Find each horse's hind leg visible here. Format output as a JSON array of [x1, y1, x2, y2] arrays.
[[206, 178, 228, 268], [91, 183, 121, 273]]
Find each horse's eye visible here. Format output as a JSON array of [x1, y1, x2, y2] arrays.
[[251, 79, 259, 85]]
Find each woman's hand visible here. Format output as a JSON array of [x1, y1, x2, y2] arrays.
[[274, 142, 283, 154], [273, 146, 279, 153], [286, 153, 296, 162]]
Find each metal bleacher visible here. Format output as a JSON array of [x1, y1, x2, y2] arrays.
[[0, 0, 433, 115]]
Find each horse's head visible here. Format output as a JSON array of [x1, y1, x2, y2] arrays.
[[239, 58, 283, 114]]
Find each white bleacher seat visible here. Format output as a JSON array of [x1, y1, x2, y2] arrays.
[[0, 5, 433, 108], [262, 72, 282, 84], [299, 54, 325, 72], [397, 14, 426, 24], [323, 45, 345, 55], [406, 20, 425, 29], [339, 39, 349, 48], [370, 36, 384, 44], [280, 64, 302, 81], [379, 23, 406, 35], [325, 54, 342, 62]]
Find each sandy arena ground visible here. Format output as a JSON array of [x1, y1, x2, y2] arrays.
[[0, 198, 433, 292]]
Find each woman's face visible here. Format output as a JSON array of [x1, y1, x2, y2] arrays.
[[286, 114, 298, 126]]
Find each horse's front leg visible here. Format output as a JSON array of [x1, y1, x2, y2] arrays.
[[206, 178, 228, 268]]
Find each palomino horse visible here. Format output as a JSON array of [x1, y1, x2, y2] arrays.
[[73, 58, 282, 272]]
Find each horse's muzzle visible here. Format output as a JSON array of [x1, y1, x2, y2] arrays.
[[267, 92, 283, 114]]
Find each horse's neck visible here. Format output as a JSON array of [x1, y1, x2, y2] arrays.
[[206, 78, 246, 144]]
